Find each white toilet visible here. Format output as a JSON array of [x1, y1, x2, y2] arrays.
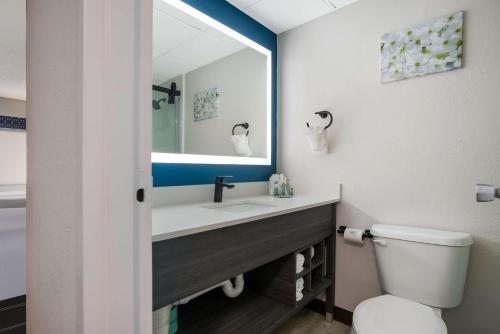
[[352, 224, 473, 334]]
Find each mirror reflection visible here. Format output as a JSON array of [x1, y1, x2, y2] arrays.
[[152, 0, 269, 159]]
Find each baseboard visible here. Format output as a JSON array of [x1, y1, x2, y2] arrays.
[[305, 299, 353, 326], [0, 295, 26, 334]]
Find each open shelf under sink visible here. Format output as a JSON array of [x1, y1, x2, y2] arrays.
[[178, 279, 331, 334]]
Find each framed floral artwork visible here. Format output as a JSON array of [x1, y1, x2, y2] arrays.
[[381, 11, 463, 83]]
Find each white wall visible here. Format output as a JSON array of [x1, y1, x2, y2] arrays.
[[278, 0, 500, 333], [184, 48, 267, 157], [0, 98, 26, 185]]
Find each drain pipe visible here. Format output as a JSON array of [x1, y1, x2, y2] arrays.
[[153, 275, 244, 334], [175, 274, 244, 304], [222, 274, 244, 298]]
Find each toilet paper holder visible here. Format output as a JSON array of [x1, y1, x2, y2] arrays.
[[337, 226, 373, 240]]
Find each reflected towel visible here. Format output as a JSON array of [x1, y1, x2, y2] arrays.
[[230, 134, 252, 157]]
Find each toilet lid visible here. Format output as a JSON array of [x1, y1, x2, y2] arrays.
[[353, 295, 447, 334]]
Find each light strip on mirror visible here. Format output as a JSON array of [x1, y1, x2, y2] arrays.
[[153, 0, 273, 166], [160, 0, 270, 55], [152, 152, 270, 165]]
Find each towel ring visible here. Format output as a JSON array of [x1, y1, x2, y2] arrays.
[[232, 122, 250, 136], [306, 110, 333, 130]]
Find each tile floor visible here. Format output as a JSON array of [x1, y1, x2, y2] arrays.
[[275, 309, 351, 334]]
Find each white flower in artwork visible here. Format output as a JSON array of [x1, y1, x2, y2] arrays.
[[381, 11, 463, 83], [429, 56, 447, 72], [407, 53, 430, 76], [389, 62, 404, 80]]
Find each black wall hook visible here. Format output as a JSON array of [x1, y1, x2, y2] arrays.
[[306, 110, 333, 130], [232, 122, 250, 136]]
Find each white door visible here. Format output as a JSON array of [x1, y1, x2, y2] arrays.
[[26, 0, 152, 333]]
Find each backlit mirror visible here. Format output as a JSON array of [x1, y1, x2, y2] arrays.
[[152, 0, 271, 165]]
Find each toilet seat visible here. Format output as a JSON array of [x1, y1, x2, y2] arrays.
[[352, 294, 447, 334]]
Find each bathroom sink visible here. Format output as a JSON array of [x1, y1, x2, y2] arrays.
[[203, 201, 275, 213]]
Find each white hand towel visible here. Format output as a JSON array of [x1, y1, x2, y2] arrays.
[[296, 253, 305, 273], [230, 134, 252, 157], [310, 246, 315, 260], [306, 126, 328, 155]]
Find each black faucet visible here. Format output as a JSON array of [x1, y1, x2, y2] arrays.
[[214, 176, 235, 203]]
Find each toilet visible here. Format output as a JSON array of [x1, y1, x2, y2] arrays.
[[352, 224, 473, 334]]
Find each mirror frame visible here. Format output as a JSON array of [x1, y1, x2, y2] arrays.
[[152, 0, 277, 187]]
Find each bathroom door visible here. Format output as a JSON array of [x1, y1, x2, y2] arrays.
[[27, 0, 153, 333]]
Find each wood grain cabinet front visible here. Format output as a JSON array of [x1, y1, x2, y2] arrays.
[[153, 203, 336, 334], [153, 204, 335, 311]]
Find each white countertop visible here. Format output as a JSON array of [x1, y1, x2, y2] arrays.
[[152, 194, 340, 242]]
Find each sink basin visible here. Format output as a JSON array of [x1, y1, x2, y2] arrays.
[[203, 200, 275, 213]]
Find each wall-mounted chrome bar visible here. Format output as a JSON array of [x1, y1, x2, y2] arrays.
[[476, 184, 500, 202]]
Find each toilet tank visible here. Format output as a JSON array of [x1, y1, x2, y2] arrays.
[[371, 224, 473, 308]]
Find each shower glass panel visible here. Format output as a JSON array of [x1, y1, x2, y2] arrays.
[[152, 88, 181, 153]]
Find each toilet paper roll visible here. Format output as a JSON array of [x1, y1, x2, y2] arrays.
[[343, 228, 365, 245]]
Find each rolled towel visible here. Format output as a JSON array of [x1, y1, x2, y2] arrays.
[[296, 278, 304, 290], [153, 305, 171, 334], [296, 291, 303, 302], [310, 246, 315, 260], [296, 253, 305, 273], [296, 279, 304, 301], [296, 278, 305, 302]]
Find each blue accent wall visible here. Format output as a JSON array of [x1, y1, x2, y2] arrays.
[[153, 0, 277, 187]]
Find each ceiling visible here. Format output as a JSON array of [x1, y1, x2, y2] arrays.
[[0, 0, 26, 101], [153, 0, 247, 85], [226, 0, 358, 34], [0, 0, 358, 98]]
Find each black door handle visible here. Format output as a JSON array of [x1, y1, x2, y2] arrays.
[[136, 188, 145, 202]]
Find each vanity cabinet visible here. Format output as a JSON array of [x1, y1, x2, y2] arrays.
[[153, 203, 337, 333]]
